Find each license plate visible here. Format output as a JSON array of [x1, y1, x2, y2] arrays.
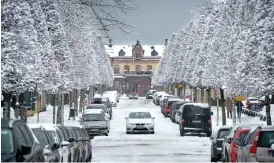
[[272, 151, 274, 157], [192, 120, 201, 123], [90, 129, 99, 131], [136, 126, 144, 129]]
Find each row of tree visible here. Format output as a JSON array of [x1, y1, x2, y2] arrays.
[[1, 0, 133, 122], [152, 0, 274, 125]]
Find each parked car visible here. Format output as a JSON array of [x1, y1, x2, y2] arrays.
[[67, 126, 86, 162], [109, 96, 117, 107], [210, 126, 230, 162], [222, 125, 251, 162], [178, 103, 213, 137], [237, 125, 274, 162], [153, 92, 166, 105], [163, 98, 183, 117], [81, 109, 110, 137], [56, 125, 79, 162], [42, 124, 70, 162], [86, 104, 110, 120], [125, 112, 155, 134], [28, 124, 60, 162], [102, 97, 113, 119], [1, 118, 45, 162], [128, 92, 139, 99], [64, 126, 81, 162], [174, 107, 183, 124], [170, 101, 189, 123], [146, 90, 157, 99], [80, 127, 92, 161]]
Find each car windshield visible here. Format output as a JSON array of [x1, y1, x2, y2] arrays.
[[1, 129, 14, 154], [183, 105, 210, 116], [47, 130, 56, 143], [129, 112, 151, 119], [257, 131, 274, 148], [175, 104, 184, 110], [82, 114, 105, 121], [33, 131, 49, 148], [217, 129, 229, 139]]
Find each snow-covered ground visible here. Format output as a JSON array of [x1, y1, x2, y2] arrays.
[[27, 97, 273, 162]]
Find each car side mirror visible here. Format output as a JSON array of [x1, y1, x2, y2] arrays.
[[52, 143, 60, 150], [61, 141, 70, 147], [20, 145, 32, 155], [68, 137, 75, 143], [211, 111, 213, 115]]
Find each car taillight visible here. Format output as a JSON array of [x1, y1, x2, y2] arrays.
[[208, 119, 212, 124], [250, 130, 261, 154], [181, 118, 185, 124]]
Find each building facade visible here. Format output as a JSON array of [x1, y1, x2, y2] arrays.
[[106, 40, 166, 96]]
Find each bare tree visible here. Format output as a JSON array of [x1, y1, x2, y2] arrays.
[[57, 0, 135, 39]]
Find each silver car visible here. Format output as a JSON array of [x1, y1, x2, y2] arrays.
[[237, 125, 274, 162], [81, 110, 110, 137], [125, 112, 155, 134]]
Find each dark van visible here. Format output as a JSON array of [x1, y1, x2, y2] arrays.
[[178, 103, 213, 137]]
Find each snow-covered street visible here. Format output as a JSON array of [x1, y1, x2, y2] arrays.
[[91, 97, 211, 162]]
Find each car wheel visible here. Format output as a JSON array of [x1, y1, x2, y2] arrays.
[[151, 131, 155, 134], [206, 131, 212, 137], [211, 157, 217, 162], [126, 131, 130, 134], [104, 133, 108, 136]]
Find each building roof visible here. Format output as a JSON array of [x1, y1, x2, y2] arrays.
[[105, 45, 165, 57]]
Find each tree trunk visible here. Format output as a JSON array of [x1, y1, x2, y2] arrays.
[[265, 95, 272, 126], [183, 85, 186, 100], [80, 89, 85, 113], [61, 93, 64, 125], [89, 85, 94, 103], [57, 93, 62, 124], [69, 91, 73, 109], [207, 89, 211, 111], [46, 93, 50, 105], [74, 89, 78, 117], [53, 93, 57, 124], [271, 95, 274, 104], [3, 92, 12, 119], [193, 87, 198, 103], [220, 88, 226, 126]]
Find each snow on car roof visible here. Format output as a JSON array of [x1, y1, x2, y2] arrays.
[[27, 123, 43, 129], [167, 98, 183, 102], [83, 109, 104, 114], [26, 124, 40, 144], [184, 103, 209, 108], [37, 123, 57, 131], [94, 94, 102, 98]]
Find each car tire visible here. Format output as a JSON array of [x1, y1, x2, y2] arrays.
[[206, 131, 212, 137], [126, 131, 130, 134], [180, 128, 185, 136], [104, 133, 108, 136], [151, 131, 155, 134], [211, 157, 217, 162]]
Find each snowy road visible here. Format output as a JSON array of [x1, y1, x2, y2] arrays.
[[91, 97, 211, 162]]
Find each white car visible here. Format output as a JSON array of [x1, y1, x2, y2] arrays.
[[175, 107, 183, 124], [125, 112, 155, 134]]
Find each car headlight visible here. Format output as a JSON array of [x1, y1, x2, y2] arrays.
[[146, 123, 153, 125], [128, 123, 135, 125]]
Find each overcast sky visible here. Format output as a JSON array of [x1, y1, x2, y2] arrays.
[[108, 0, 206, 45]]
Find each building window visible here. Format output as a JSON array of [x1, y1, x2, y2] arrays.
[[135, 53, 141, 59], [114, 65, 120, 74], [119, 49, 125, 56], [135, 65, 141, 73], [115, 81, 119, 89], [124, 65, 130, 74], [147, 65, 152, 71]]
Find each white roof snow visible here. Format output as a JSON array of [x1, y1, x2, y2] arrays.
[[105, 45, 165, 57], [83, 109, 104, 114]]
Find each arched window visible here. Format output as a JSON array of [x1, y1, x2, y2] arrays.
[[124, 65, 130, 74]]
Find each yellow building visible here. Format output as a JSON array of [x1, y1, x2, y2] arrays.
[[105, 40, 166, 95]]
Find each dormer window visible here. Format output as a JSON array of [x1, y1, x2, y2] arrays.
[[119, 49, 125, 56], [151, 49, 158, 56]]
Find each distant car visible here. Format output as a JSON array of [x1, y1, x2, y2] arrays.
[[170, 101, 189, 123], [178, 103, 213, 137], [86, 104, 110, 119], [1, 118, 45, 162], [81, 109, 110, 137], [146, 90, 157, 99], [79, 127, 92, 161], [128, 92, 139, 99], [210, 126, 231, 162], [237, 125, 274, 162], [125, 112, 155, 134]]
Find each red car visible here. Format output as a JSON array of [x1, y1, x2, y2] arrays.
[[163, 99, 183, 117], [230, 127, 250, 162]]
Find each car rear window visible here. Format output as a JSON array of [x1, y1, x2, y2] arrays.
[[239, 131, 248, 139], [183, 105, 210, 116], [257, 131, 274, 148], [175, 104, 184, 110], [33, 131, 49, 148], [168, 101, 179, 105], [217, 129, 229, 138]]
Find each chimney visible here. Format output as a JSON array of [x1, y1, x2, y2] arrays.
[[108, 38, 112, 47], [165, 39, 168, 46]]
